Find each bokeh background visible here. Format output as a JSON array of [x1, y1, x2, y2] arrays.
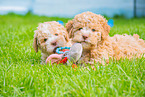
[[0, 0, 145, 18]]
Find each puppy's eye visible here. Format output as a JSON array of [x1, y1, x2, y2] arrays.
[[55, 34, 58, 36], [92, 29, 96, 32], [44, 38, 47, 42], [78, 28, 83, 30]]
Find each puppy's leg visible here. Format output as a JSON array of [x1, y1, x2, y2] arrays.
[[41, 53, 48, 64]]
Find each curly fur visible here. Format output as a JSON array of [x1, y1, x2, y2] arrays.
[[33, 21, 71, 63], [65, 12, 145, 65]]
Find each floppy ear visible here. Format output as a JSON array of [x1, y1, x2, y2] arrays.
[[95, 15, 110, 40], [33, 30, 38, 52], [101, 22, 110, 40], [64, 33, 69, 42], [65, 20, 73, 38], [96, 15, 110, 40]]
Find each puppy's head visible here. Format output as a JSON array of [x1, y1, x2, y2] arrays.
[[33, 21, 69, 54], [66, 12, 110, 50]]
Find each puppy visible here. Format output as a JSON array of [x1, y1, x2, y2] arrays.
[[65, 12, 145, 65], [33, 21, 71, 63]]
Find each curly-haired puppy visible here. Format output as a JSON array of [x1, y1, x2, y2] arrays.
[[66, 12, 145, 65], [33, 21, 71, 63]]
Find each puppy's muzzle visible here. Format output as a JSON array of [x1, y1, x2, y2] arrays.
[[51, 41, 57, 46], [82, 35, 88, 40]]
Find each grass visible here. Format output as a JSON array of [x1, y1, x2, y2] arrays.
[[0, 13, 145, 96]]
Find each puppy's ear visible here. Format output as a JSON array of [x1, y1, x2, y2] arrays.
[[65, 20, 73, 38], [64, 33, 69, 42], [97, 15, 110, 40], [102, 22, 110, 40], [33, 30, 38, 52]]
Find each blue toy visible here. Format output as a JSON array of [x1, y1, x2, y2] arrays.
[[57, 20, 64, 25], [56, 47, 70, 54], [107, 19, 114, 27]]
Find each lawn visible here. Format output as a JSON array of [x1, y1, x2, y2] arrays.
[[0, 13, 145, 96]]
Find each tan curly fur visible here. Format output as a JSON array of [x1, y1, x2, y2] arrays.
[[65, 12, 145, 65], [33, 21, 71, 63]]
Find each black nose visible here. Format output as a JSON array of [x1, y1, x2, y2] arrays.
[[51, 41, 57, 46], [82, 35, 88, 40]]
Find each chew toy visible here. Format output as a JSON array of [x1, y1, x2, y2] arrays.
[[45, 47, 70, 64], [107, 19, 114, 27], [56, 47, 70, 54], [46, 43, 82, 68]]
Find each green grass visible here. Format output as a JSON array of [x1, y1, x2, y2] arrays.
[[0, 14, 145, 96]]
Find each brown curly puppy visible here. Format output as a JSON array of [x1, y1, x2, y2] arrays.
[[33, 21, 71, 63], [66, 12, 145, 65]]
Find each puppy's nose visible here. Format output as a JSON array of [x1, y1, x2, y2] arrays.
[[82, 35, 88, 40], [51, 41, 57, 46]]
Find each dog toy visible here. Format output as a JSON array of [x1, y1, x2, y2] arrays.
[[107, 19, 114, 27], [45, 48, 77, 68], [45, 48, 69, 64], [46, 43, 83, 68], [56, 47, 70, 54], [57, 20, 64, 25]]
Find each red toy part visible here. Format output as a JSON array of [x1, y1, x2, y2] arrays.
[[62, 49, 69, 52], [57, 49, 69, 64], [72, 64, 78, 68], [58, 57, 68, 64]]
